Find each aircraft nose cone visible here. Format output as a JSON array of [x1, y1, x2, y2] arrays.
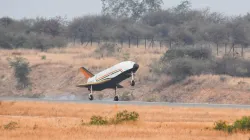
[[133, 63, 139, 72]]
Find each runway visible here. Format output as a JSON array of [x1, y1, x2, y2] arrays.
[[0, 97, 250, 109]]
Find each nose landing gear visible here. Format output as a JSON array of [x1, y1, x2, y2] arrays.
[[131, 72, 135, 86]]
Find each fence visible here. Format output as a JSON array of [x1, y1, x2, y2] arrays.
[[74, 37, 248, 58]]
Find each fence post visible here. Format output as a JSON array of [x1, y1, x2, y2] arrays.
[[233, 43, 235, 57], [121, 39, 123, 47], [151, 38, 154, 48], [241, 45, 244, 57], [169, 41, 172, 49], [98, 39, 101, 46], [90, 36, 93, 46], [145, 38, 147, 49], [217, 44, 219, 56], [129, 37, 131, 48], [160, 41, 162, 49], [225, 43, 227, 54], [137, 37, 139, 48]]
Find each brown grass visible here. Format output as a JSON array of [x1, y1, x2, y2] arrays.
[[1, 43, 250, 104], [0, 43, 164, 77], [0, 101, 250, 140]]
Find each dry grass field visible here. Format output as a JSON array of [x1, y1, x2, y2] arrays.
[[0, 101, 250, 140], [1, 43, 250, 104]]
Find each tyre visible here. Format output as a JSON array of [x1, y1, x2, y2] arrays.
[[114, 96, 119, 101], [131, 80, 135, 86], [89, 94, 94, 101]]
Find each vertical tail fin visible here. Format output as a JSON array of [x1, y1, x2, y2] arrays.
[[79, 67, 94, 79]]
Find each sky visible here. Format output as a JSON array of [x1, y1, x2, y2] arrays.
[[0, 0, 249, 20]]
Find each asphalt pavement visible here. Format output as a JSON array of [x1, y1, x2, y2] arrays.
[[0, 97, 250, 109]]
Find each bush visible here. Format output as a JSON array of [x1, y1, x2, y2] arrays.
[[154, 47, 250, 83], [233, 116, 250, 131], [113, 110, 139, 124], [8, 57, 31, 89], [95, 43, 118, 58], [215, 56, 250, 77], [41, 55, 46, 60], [90, 116, 108, 125], [87, 110, 139, 125], [0, 30, 66, 50], [214, 116, 250, 133], [214, 120, 234, 133], [4, 122, 19, 130], [162, 47, 212, 61], [214, 120, 229, 131], [165, 58, 214, 81], [152, 47, 214, 82]]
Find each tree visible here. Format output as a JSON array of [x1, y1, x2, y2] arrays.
[[0, 17, 14, 28], [8, 57, 31, 90], [174, 0, 191, 13], [101, 0, 163, 20], [32, 16, 65, 37], [204, 24, 228, 55], [68, 15, 115, 44]]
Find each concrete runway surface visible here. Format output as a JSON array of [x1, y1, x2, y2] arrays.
[[0, 96, 250, 109]]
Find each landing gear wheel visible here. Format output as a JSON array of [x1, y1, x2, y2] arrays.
[[131, 80, 135, 86], [114, 96, 119, 101], [89, 94, 94, 101]]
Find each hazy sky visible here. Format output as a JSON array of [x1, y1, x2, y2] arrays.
[[0, 0, 249, 20]]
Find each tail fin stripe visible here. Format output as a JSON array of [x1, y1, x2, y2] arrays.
[[80, 67, 94, 79]]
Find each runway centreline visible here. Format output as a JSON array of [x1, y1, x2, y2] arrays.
[[0, 97, 250, 109]]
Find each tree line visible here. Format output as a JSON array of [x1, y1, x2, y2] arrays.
[[1, 0, 250, 51]]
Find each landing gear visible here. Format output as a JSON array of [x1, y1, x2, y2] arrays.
[[131, 72, 135, 86], [114, 86, 119, 101], [88, 85, 94, 101], [131, 80, 135, 86], [89, 94, 94, 101], [114, 96, 119, 101]]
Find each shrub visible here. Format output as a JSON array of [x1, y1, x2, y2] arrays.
[[162, 47, 212, 61], [90, 116, 108, 125], [4, 122, 19, 130], [233, 116, 250, 131], [165, 58, 214, 81], [95, 43, 118, 58], [87, 110, 139, 125], [215, 56, 250, 77], [214, 120, 229, 131], [113, 110, 139, 124], [214, 120, 234, 133], [41, 55, 46, 60], [152, 47, 214, 82], [8, 57, 31, 89], [214, 116, 250, 133]]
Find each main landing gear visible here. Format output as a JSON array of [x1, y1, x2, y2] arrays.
[[88, 85, 94, 101], [114, 86, 119, 101], [88, 85, 119, 101], [88, 72, 136, 101]]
